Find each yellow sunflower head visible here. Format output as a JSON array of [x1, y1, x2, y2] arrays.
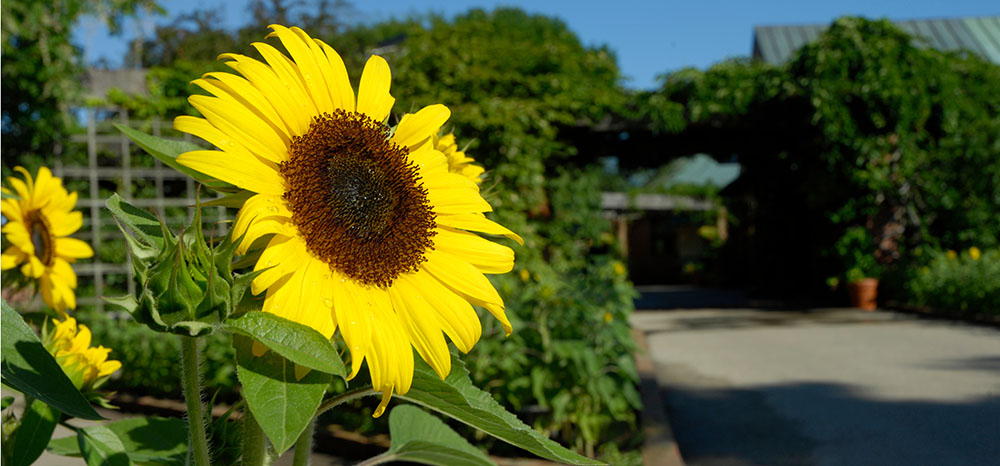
[[174, 25, 523, 417], [434, 133, 485, 184], [1, 167, 93, 314], [42, 316, 121, 393]]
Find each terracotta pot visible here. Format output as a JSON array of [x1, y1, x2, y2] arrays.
[[847, 278, 879, 311]]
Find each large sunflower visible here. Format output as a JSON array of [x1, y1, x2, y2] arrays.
[[1, 167, 93, 314], [174, 25, 521, 416]]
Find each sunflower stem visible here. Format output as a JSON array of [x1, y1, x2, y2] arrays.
[[315, 387, 377, 418], [241, 408, 268, 466], [291, 418, 315, 466], [180, 335, 211, 466]]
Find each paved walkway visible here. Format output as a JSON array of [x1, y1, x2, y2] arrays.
[[631, 307, 1000, 466]]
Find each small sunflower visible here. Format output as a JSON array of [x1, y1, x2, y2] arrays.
[[42, 316, 122, 392], [174, 25, 521, 416], [435, 133, 484, 184], [1, 167, 93, 314]]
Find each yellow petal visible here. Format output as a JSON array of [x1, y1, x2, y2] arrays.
[[313, 37, 356, 112], [402, 272, 482, 353], [1, 247, 27, 270], [433, 227, 514, 274], [220, 53, 311, 136], [55, 237, 93, 260], [422, 171, 480, 192], [98, 360, 122, 378], [285, 258, 336, 338], [177, 150, 285, 196], [50, 259, 78, 289], [366, 291, 413, 418], [232, 193, 293, 253], [49, 211, 83, 237], [387, 278, 452, 379], [251, 42, 319, 121], [409, 145, 449, 177], [201, 72, 293, 141], [331, 277, 375, 379], [22, 255, 45, 278], [356, 55, 394, 123], [422, 249, 511, 336], [391, 105, 451, 149], [373, 389, 393, 419], [435, 213, 523, 245], [427, 187, 493, 214], [267, 25, 333, 115], [252, 234, 303, 295], [1, 198, 23, 223], [185, 96, 287, 164]]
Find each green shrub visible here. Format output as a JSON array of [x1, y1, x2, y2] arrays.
[[907, 247, 1000, 316]]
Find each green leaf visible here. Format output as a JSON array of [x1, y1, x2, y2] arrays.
[[0, 300, 103, 420], [377, 404, 496, 466], [114, 124, 232, 190], [2, 396, 13, 410], [11, 400, 59, 466], [225, 312, 345, 378], [399, 353, 601, 465], [48, 417, 187, 466], [78, 425, 135, 466], [200, 190, 255, 208], [234, 334, 331, 454], [105, 194, 164, 250]]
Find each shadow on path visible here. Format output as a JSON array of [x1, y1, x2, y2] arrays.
[[663, 380, 1000, 466]]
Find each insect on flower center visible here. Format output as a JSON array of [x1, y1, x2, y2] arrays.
[[280, 110, 436, 288], [25, 210, 54, 266]]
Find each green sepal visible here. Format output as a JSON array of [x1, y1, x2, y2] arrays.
[[105, 196, 250, 337], [200, 190, 255, 208]]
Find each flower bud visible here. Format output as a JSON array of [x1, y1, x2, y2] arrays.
[[108, 204, 256, 336]]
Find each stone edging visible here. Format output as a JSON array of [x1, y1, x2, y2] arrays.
[[632, 328, 685, 466]]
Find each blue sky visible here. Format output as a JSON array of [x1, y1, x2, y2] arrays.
[[74, 0, 999, 90]]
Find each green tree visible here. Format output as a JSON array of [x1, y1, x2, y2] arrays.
[[1, 0, 161, 163], [642, 17, 1000, 295]]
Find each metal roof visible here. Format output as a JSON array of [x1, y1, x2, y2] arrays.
[[753, 16, 1000, 65]]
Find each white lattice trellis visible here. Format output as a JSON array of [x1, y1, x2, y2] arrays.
[[55, 109, 230, 312]]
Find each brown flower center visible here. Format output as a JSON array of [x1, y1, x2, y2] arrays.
[[25, 210, 54, 266], [280, 110, 436, 288]]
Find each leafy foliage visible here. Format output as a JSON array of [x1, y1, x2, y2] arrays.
[[906, 247, 1000, 317], [399, 353, 602, 465], [380, 405, 496, 466], [233, 334, 332, 454], [48, 417, 188, 465], [0, 0, 160, 165], [642, 17, 1000, 297]]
